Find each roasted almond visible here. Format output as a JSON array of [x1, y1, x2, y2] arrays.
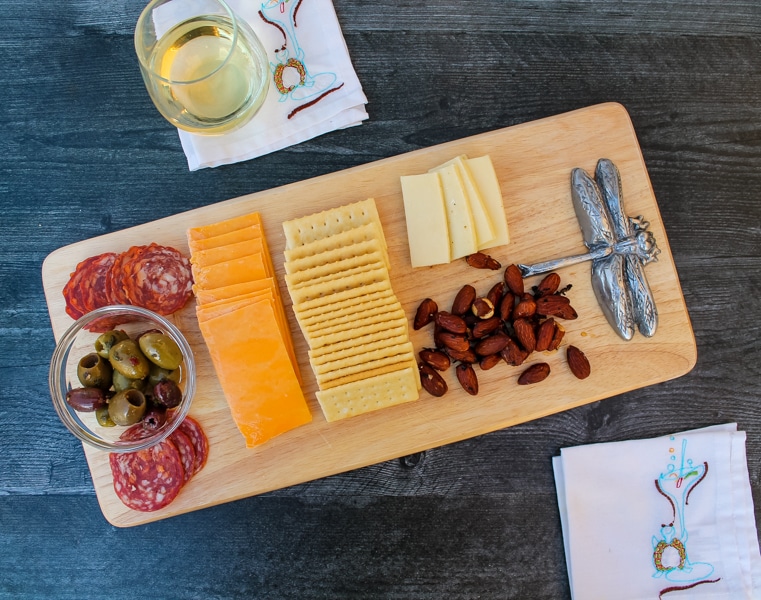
[[451, 284, 476, 316], [472, 316, 502, 338], [567, 345, 591, 379], [512, 318, 536, 353], [479, 353, 502, 371], [445, 347, 478, 364], [504, 264, 525, 296], [435, 311, 468, 334], [419, 348, 451, 371], [474, 331, 510, 357], [413, 297, 438, 330], [486, 282, 506, 309], [438, 331, 470, 353], [517, 362, 551, 385], [548, 322, 565, 351], [535, 294, 578, 320], [471, 297, 495, 319], [500, 338, 529, 366], [418, 363, 448, 397], [498, 291, 515, 322], [513, 298, 537, 319], [466, 252, 501, 270], [535, 318, 556, 352], [456, 363, 479, 395], [536, 272, 561, 296]]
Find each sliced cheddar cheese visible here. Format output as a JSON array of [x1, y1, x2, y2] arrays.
[[198, 298, 311, 448], [189, 211, 309, 446]]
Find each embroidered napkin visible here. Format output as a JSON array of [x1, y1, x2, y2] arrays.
[[174, 0, 368, 170], [553, 424, 761, 599]]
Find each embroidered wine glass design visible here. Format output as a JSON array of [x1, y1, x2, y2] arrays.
[[652, 436, 720, 597], [258, 0, 342, 117]]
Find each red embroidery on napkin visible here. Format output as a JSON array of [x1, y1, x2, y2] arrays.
[[685, 461, 708, 506], [287, 82, 344, 119], [659, 578, 721, 599], [258, 10, 288, 53], [293, 0, 305, 27]]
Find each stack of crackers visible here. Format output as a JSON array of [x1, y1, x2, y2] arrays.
[[282, 199, 420, 422]]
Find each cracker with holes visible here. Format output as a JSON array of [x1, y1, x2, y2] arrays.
[[282, 199, 419, 421]]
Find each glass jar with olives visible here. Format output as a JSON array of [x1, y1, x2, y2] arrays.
[[50, 305, 195, 452]]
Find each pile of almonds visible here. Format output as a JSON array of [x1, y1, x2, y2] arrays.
[[413, 254, 591, 397]]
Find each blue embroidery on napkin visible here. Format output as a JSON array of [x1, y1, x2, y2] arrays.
[[651, 437, 720, 597], [259, 0, 338, 104]]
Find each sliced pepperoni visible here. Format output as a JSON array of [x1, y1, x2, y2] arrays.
[[121, 243, 193, 315], [106, 247, 138, 305], [178, 416, 209, 476], [62, 252, 118, 320], [109, 438, 185, 512], [169, 429, 197, 483]]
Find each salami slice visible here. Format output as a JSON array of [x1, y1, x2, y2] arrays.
[[178, 416, 209, 476], [62, 252, 118, 320], [169, 429, 197, 483], [109, 438, 185, 512], [106, 247, 138, 305], [120, 243, 193, 315]]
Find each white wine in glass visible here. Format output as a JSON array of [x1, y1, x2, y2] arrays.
[[135, 0, 269, 135]]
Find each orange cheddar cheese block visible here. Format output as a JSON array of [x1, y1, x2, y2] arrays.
[[198, 298, 311, 448], [188, 212, 262, 241], [196, 290, 274, 322], [193, 278, 277, 305], [191, 252, 268, 290], [188, 225, 263, 253], [190, 238, 266, 270]]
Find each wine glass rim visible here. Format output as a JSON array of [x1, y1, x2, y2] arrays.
[[134, 0, 241, 85]]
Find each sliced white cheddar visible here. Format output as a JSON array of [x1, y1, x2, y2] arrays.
[[400, 172, 450, 267], [438, 164, 478, 259], [467, 155, 510, 248], [432, 155, 495, 248]]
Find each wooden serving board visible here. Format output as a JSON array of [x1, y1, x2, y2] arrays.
[[42, 103, 696, 527]]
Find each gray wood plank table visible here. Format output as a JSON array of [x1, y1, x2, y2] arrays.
[[1, 0, 760, 598]]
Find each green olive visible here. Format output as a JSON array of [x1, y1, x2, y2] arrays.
[[138, 333, 183, 370], [109, 339, 150, 380], [95, 405, 116, 427], [108, 389, 147, 426], [94, 330, 129, 359], [76, 353, 113, 390], [112, 370, 146, 393], [147, 363, 181, 388]]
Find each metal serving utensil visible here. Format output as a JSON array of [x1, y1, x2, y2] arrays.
[[517, 159, 660, 340]]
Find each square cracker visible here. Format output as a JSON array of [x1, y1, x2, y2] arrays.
[[315, 366, 420, 422], [283, 198, 387, 255]]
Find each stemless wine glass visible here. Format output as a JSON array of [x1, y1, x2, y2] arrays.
[[135, 0, 270, 135]]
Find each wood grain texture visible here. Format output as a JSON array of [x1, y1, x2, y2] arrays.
[[1, 0, 760, 596], [42, 103, 696, 526]]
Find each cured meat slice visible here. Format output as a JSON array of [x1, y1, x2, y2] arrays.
[[169, 429, 196, 483], [178, 416, 209, 476], [62, 252, 118, 319], [121, 243, 193, 315], [109, 438, 185, 512], [106, 248, 137, 305]]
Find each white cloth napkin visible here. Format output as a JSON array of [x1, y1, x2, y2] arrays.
[[175, 0, 368, 170], [553, 423, 761, 599]]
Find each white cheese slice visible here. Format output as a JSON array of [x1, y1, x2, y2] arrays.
[[466, 155, 510, 248], [400, 172, 451, 267], [431, 155, 495, 248], [436, 164, 478, 259]]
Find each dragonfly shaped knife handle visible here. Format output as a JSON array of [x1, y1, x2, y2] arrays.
[[518, 159, 659, 340]]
